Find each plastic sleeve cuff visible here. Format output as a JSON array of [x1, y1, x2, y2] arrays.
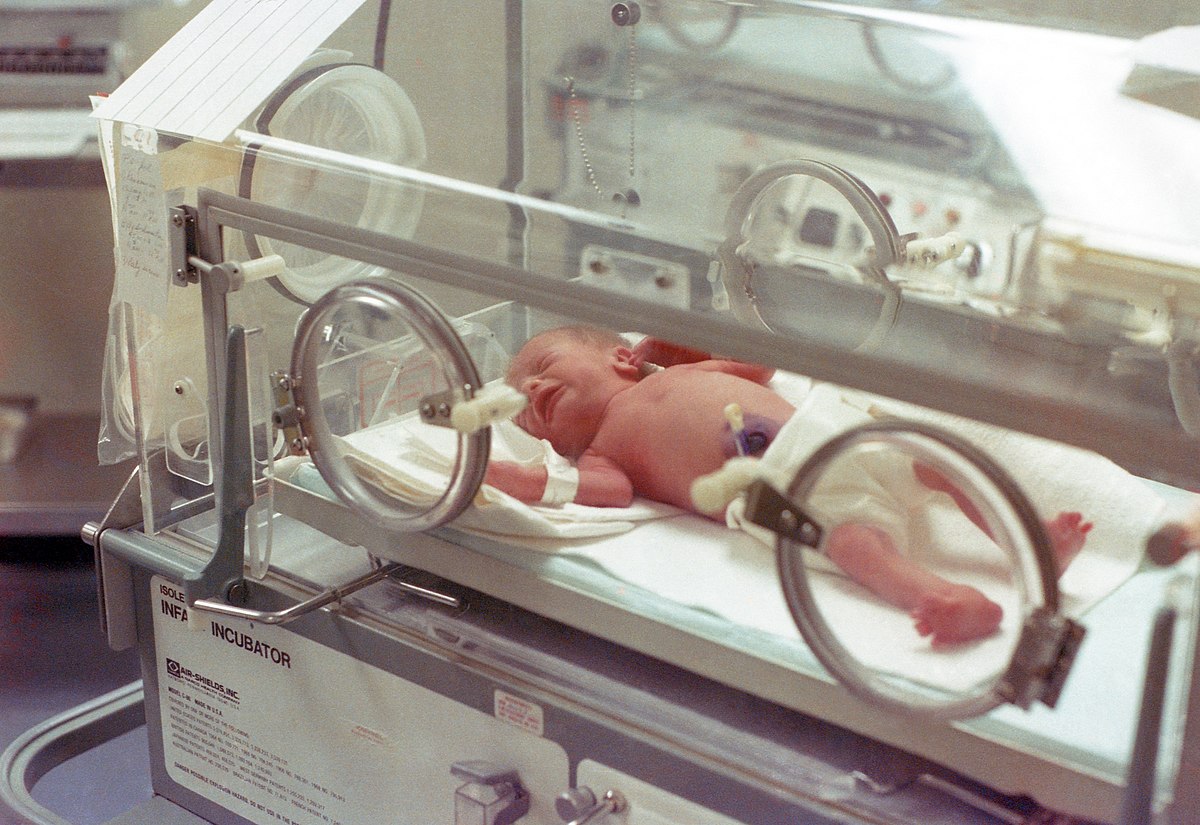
[[540, 464, 580, 506]]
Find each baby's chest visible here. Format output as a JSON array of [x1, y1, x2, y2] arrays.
[[597, 408, 728, 480]]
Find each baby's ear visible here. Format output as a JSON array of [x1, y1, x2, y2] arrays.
[[610, 346, 641, 379]]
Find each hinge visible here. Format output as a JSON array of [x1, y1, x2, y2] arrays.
[[167, 204, 199, 286], [271, 371, 307, 455]]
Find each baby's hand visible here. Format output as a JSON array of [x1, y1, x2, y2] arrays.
[[483, 460, 547, 504]]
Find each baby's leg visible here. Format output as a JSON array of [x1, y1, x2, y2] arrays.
[[825, 523, 1002, 648], [915, 463, 1093, 577]]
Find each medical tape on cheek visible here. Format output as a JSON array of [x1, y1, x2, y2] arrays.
[[539, 442, 579, 505]]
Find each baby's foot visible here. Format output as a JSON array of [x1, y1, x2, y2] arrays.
[[911, 585, 1003, 649], [1045, 511, 1092, 576]]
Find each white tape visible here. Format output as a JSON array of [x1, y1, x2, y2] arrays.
[[690, 456, 763, 514], [539, 442, 579, 505], [540, 465, 579, 506]]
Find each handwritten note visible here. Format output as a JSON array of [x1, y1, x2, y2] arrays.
[[115, 124, 171, 318], [92, 0, 367, 142]]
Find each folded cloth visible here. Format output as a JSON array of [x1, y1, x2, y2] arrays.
[[851, 388, 1176, 617], [728, 383, 1174, 617], [294, 414, 680, 541]]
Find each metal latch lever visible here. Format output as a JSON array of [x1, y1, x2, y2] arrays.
[[192, 562, 460, 626], [420, 384, 527, 433]]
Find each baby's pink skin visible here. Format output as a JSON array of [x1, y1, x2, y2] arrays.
[[497, 332, 792, 511], [488, 331, 1092, 649]]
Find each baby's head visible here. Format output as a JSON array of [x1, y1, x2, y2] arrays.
[[507, 325, 638, 457]]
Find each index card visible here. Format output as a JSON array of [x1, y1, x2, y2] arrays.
[[92, 0, 366, 143]]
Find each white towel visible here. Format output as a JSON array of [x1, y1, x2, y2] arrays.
[[727, 383, 1172, 614], [841, 388, 1173, 617], [323, 415, 681, 540]]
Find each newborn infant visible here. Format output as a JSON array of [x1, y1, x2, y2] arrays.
[[484, 325, 1090, 647]]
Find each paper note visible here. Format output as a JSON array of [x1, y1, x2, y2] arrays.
[[91, 0, 367, 142], [115, 124, 171, 317]]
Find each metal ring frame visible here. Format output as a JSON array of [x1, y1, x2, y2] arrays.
[[291, 277, 489, 533], [776, 419, 1060, 720], [717, 159, 903, 352], [239, 61, 425, 305]]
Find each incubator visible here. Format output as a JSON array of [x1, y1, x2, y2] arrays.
[[11, 1, 1200, 823]]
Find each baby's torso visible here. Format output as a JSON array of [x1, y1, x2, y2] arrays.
[[590, 368, 795, 511]]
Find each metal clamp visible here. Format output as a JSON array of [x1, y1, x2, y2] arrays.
[[742, 480, 823, 546], [996, 607, 1086, 710]]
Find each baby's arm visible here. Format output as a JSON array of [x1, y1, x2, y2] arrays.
[[630, 337, 713, 369], [484, 450, 634, 508], [631, 335, 775, 385], [677, 359, 776, 385]]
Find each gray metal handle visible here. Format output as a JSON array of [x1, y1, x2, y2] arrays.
[[564, 789, 626, 825], [192, 562, 459, 625]]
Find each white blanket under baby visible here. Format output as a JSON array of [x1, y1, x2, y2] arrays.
[[289, 380, 1177, 693], [317, 418, 682, 538]]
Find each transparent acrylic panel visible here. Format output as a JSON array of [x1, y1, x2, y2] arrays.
[[157, 0, 1199, 492]]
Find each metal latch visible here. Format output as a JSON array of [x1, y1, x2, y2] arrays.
[[742, 479, 823, 547], [996, 607, 1086, 709], [168, 203, 286, 291]]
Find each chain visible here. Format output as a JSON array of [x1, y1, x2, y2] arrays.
[[566, 76, 605, 198], [565, 12, 639, 206], [626, 22, 637, 180]]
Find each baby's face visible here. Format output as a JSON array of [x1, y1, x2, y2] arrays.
[[507, 335, 616, 457]]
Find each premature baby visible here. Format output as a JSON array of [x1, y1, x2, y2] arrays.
[[484, 325, 1091, 647]]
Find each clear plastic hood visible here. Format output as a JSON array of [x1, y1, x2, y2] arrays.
[[90, 3, 1200, 822]]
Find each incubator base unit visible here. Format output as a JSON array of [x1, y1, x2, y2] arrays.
[[93, 511, 1046, 825]]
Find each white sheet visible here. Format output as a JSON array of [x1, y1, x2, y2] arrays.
[[327, 417, 681, 539], [289, 379, 1184, 694]]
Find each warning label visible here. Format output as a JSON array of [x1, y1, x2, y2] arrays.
[[494, 690, 544, 737]]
